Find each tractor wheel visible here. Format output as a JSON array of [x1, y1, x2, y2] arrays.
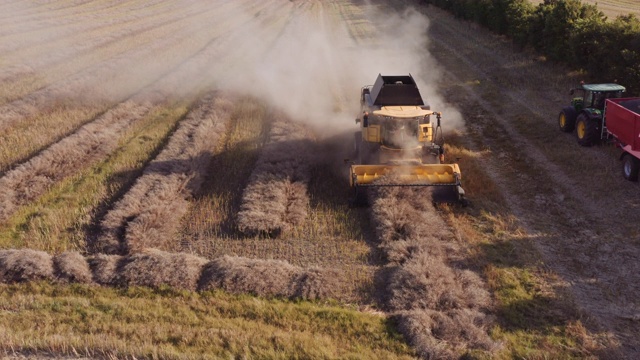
[[558, 107, 577, 132], [622, 154, 639, 181], [575, 114, 599, 147]]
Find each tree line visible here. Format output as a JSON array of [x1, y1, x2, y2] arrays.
[[420, 0, 640, 94]]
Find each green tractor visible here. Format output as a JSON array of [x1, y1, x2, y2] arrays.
[[558, 83, 626, 146]]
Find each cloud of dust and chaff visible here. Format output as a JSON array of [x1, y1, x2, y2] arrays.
[[214, 1, 464, 136], [1, 1, 463, 133]]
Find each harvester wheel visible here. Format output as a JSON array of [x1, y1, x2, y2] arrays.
[[558, 107, 577, 132], [350, 186, 368, 207], [575, 114, 599, 147], [622, 154, 639, 181]]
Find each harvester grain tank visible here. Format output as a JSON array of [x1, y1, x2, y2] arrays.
[[558, 82, 640, 180], [350, 74, 465, 204]]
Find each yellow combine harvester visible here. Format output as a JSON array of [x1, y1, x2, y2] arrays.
[[350, 74, 465, 205]]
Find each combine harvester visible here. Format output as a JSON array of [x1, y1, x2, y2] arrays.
[[558, 82, 640, 180], [349, 74, 466, 205]]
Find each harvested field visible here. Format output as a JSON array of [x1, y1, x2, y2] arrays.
[[2, 0, 639, 358], [529, 0, 640, 18]]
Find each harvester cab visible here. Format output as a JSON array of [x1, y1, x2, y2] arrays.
[[349, 74, 465, 205], [558, 83, 626, 146]]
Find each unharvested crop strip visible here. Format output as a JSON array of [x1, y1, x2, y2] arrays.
[[236, 117, 316, 236], [370, 186, 496, 359], [96, 93, 234, 254]]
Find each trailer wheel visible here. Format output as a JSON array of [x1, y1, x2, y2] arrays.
[[575, 114, 599, 147], [622, 154, 639, 181], [558, 107, 577, 132]]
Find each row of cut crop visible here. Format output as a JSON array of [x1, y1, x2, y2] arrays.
[[370, 185, 496, 359], [236, 116, 317, 236], [96, 93, 234, 254], [0, 100, 154, 224], [0, 247, 343, 301], [0, 16, 254, 228]]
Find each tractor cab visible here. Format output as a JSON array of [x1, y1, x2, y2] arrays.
[[570, 83, 625, 112]]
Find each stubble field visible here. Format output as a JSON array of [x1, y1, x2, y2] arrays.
[[1, 0, 639, 359]]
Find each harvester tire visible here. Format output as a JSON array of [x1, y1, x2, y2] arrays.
[[558, 107, 577, 132], [575, 114, 599, 147], [622, 154, 639, 181], [350, 186, 368, 207]]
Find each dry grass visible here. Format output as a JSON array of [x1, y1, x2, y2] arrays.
[[52, 251, 92, 284], [0, 103, 190, 252], [0, 0, 248, 176], [179, 98, 269, 241], [118, 248, 208, 291], [0, 247, 345, 303], [0, 281, 417, 359]]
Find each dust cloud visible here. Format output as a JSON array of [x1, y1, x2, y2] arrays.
[[214, 1, 464, 135], [1, 1, 463, 133]]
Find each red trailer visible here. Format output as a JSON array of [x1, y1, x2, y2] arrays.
[[604, 98, 640, 181]]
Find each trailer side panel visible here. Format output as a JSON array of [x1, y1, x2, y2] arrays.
[[605, 98, 640, 151]]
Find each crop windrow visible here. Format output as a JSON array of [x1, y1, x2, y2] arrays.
[[369, 184, 496, 359], [95, 93, 234, 254], [0, 247, 343, 302], [0, 100, 155, 224], [236, 116, 317, 237]]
